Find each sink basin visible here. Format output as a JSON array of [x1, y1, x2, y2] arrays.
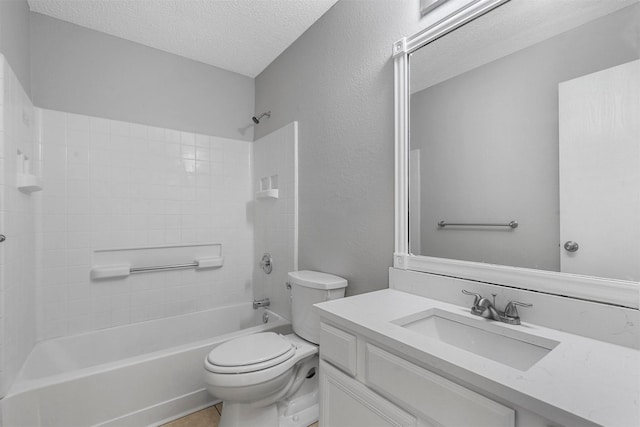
[[392, 309, 559, 371]]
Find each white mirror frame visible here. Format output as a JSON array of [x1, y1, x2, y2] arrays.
[[392, 0, 639, 309]]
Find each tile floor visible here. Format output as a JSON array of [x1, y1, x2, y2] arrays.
[[162, 403, 222, 427], [162, 403, 319, 427]]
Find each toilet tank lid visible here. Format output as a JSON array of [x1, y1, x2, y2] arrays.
[[288, 270, 347, 290]]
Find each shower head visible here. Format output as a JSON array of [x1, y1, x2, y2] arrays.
[[252, 111, 271, 124]]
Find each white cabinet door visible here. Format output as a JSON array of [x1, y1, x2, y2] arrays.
[[320, 360, 417, 427], [365, 344, 515, 427], [320, 322, 358, 376]]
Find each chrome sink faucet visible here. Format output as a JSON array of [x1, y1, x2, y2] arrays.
[[462, 290, 532, 325]]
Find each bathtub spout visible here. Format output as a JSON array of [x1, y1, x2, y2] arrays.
[[253, 298, 270, 309]]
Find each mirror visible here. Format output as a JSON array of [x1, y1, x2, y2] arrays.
[[395, 0, 639, 307]]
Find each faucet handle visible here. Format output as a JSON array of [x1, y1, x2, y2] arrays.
[[462, 289, 482, 307], [504, 301, 532, 318]]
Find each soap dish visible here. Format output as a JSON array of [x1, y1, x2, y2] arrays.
[[17, 173, 43, 194]]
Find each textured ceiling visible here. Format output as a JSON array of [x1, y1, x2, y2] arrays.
[[28, 0, 339, 78]]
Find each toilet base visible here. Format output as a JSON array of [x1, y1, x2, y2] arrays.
[[218, 396, 318, 427], [219, 402, 278, 427], [279, 399, 318, 427], [278, 358, 319, 427], [218, 356, 319, 427]]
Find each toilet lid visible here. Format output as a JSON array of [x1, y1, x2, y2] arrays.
[[206, 332, 295, 373]]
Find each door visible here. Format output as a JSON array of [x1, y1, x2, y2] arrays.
[[559, 60, 640, 281]]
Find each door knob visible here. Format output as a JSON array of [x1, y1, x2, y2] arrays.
[[0, 234, 5, 242], [564, 241, 579, 252]]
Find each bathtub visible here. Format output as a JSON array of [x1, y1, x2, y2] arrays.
[[1, 304, 291, 427]]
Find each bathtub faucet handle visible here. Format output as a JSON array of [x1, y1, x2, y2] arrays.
[[253, 298, 270, 309], [260, 253, 273, 274]]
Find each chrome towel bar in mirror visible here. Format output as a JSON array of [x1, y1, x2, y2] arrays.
[[437, 221, 518, 229]]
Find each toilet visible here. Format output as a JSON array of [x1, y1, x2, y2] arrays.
[[203, 270, 348, 427]]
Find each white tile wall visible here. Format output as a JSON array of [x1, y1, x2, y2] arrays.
[[0, 55, 39, 396], [253, 122, 298, 320], [37, 108, 254, 340]]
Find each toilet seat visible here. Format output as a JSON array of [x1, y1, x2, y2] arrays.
[[203, 334, 318, 389], [206, 332, 296, 374]]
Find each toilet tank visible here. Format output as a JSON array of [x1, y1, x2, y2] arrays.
[[288, 270, 347, 344]]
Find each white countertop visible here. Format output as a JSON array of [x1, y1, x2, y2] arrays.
[[315, 289, 640, 427]]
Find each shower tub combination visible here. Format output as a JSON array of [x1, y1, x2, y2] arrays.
[[1, 304, 290, 427]]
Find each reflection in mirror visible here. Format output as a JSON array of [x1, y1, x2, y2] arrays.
[[409, 0, 639, 282]]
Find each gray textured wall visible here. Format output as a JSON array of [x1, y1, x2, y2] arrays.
[[0, 0, 31, 96], [254, 0, 466, 295], [411, 5, 639, 272], [30, 12, 255, 140]]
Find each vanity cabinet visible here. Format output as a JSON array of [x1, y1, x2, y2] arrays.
[[319, 321, 559, 427], [319, 322, 357, 376], [320, 360, 417, 427], [365, 344, 514, 426]]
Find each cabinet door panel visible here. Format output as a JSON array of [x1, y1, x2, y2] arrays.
[[365, 344, 515, 427], [320, 322, 358, 376], [320, 360, 417, 427]]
